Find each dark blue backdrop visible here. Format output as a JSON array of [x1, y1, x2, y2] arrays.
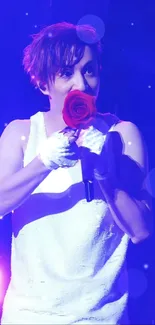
[[0, 0, 155, 323]]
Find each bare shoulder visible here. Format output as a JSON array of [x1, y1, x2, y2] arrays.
[[113, 120, 148, 170], [113, 120, 142, 137], [0, 119, 30, 150], [113, 120, 145, 148], [0, 119, 31, 182], [1, 119, 30, 137]]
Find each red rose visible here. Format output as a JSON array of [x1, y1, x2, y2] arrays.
[[62, 90, 97, 129]]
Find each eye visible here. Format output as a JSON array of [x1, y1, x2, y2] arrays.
[[60, 68, 73, 78], [84, 65, 96, 76]]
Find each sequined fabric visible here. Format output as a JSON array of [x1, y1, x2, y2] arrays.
[[1, 111, 129, 324], [39, 130, 79, 170]]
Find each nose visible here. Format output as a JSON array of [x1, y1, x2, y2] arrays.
[[72, 72, 86, 92]]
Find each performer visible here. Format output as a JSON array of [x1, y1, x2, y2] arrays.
[[0, 22, 152, 324]]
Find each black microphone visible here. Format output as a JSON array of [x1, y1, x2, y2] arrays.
[[83, 179, 94, 202], [80, 147, 94, 202]]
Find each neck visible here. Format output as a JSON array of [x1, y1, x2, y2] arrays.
[[44, 109, 67, 136], [49, 109, 66, 125], [51, 98, 67, 126]]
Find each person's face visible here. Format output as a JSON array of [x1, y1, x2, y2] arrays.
[[44, 46, 100, 113]]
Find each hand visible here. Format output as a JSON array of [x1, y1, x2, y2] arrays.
[[78, 125, 106, 155], [38, 129, 79, 170], [79, 125, 113, 181]]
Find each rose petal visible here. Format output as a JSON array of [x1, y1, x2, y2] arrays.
[[62, 90, 97, 129]]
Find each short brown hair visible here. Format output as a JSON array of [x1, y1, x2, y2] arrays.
[[23, 22, 102, 88]]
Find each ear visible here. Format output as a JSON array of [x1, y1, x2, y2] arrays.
[[36, 81, 50, 96]]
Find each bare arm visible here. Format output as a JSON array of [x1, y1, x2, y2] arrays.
[[0, 120, 50, 216], [97, 121, 152, 244]]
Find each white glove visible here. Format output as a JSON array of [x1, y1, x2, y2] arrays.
[[78, 126, 108, 180], [78, 125, 106, 155], [38, 129, 79, 170]]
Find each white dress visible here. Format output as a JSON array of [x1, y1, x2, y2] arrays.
[[1, 111, 130, 324]]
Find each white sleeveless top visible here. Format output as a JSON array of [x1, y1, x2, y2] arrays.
[[1, 112, 130, 324]]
